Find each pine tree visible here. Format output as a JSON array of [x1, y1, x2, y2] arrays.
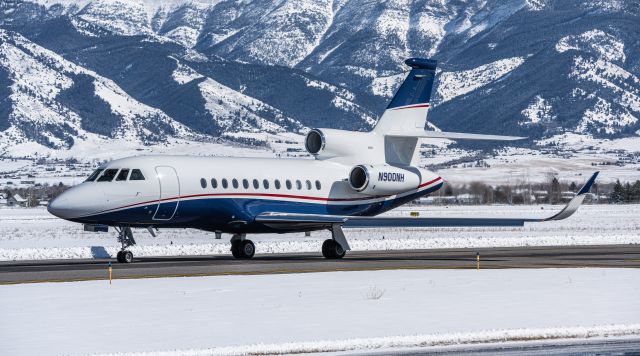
[[611, 180, 624, 203], [632, 180, 640, 203], [550, 177, 561, 204], [569, 181, 577, 192]]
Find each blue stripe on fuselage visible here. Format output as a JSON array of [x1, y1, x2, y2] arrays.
[[73, 182, 443, 233]]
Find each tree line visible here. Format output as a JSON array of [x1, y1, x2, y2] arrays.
[[610, 180, 640, 203]]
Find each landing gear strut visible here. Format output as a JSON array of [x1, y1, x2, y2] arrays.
[[230, 234, 255, 259], [115, 226, 136, 263]]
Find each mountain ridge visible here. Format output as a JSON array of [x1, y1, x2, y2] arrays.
[[0, 0, 638, 159]]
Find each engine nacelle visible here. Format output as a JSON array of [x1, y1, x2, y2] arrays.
[[348, 165, 421, 195], [305, 128, 372, 159]]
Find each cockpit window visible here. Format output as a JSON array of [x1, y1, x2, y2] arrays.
[[97, 169, 119, 182], [130, 169, 145, 181], [116, 169, 130, 181], [85, 169, 104, 182]]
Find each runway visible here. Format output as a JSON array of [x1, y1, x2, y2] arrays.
[[1, 244, 639, 285]]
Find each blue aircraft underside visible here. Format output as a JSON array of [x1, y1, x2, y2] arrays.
[[75, 183, 443, 233]]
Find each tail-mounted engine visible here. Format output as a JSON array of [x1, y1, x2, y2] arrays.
[[348, 165, 421, 195], [305, 128, 372, 160]]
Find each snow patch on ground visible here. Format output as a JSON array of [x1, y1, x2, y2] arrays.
[[171, 59, 203, 84], [579, 97, 638, 134], [520, 95, 555, 125], [370, 72, 405, 98], [556, 29, 625, 63], [1, 268, 638, 355], [436, 57, 525, 104]]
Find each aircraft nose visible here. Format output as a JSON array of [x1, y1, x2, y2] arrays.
[[48, 189, 85, 220], [47, 194, 71, 219]]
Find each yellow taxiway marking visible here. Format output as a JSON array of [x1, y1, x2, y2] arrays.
[[1, 263, 639, 285]]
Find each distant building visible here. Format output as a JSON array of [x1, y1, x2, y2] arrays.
[[455, 193, 481, 204], [7, 194, 27, 207], [417, 196, 457, 205], [532, 190, 548, 202]]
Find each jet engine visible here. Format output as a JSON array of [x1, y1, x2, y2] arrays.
[[305, 128, 371, 159], [348, 165, 421, 195]]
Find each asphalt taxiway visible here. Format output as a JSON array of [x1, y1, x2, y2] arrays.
[[1, 244, 638, 284]]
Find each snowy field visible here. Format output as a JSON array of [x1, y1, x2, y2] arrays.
[[0, 268, 638, 355], [1, 204, 639, 261]]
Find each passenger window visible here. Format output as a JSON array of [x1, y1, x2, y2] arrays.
[[285, 180, 292, 190], [315, 180, 321, 190], [222, 179, 228, 189], [211, 178, 218, 189], [306, 180, 312, 190], [242, 179, 249, 189], [116, 169, 130, 181], [200, 178, 207, 189], [130, 169, 145, 181], [97, 169, 118, 182], [296, 180, 302, 190], [232, 179, 239, 189], [263, 179, 269, 189], [275, 180, 281, 189], [253, 179, 259, 189], [85, 169, 103, 182]]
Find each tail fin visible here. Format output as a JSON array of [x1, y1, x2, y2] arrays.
[[374, 58, 437, 133], [375, 58, 437, 166]]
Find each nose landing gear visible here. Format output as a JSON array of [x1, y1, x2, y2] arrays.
[[115, 226, 136, 263]]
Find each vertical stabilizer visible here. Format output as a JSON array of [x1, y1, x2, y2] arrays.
[[374, 58, 437, 134], [374, 58, 437, 166]]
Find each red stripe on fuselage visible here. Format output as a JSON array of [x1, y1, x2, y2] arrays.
[[90, 177, 443, 215], [392, 103, 430, 110]]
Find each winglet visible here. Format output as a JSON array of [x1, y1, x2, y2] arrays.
[[543, 172, 599, 222], [578, 171, 599, 195]]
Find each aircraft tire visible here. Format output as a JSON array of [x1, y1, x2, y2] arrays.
[[322, 239, 345, 259], [116, 251, 124, 263], [122, 250, 134, 263], [231, 240, 241, 258], [239, 240, 255, 259]]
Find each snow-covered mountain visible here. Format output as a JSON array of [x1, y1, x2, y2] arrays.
[[0, 0, 638, 158]]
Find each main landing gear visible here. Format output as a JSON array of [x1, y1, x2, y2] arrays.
[[230, 234, 255, 259], [115, 226, 136, 263], [322, 224, 351, 259], [322, 239, 345, 259]]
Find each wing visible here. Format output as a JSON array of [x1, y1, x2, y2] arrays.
[[386, 130, 526, 141], [256, 172, 599, 229]]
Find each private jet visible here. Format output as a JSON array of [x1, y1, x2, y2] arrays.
[[48, 58, 598, 263]]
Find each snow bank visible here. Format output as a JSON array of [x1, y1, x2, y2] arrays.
[[98, 325, 640, 355], [1, 268, 638, 355]]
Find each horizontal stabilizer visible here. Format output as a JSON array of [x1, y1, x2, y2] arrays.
[[387, 130, 526, 141], [256, 172, 599, 229]]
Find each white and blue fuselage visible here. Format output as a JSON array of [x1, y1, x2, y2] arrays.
[[49, 155, 443, 233]]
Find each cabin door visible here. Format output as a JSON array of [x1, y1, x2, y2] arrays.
[[153, 166, 180, 220]]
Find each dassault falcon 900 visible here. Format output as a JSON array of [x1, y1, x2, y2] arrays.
[[47, 58, 599, 263]]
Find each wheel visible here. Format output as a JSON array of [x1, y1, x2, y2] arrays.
[[239, 240, 255, 259], [322, 239, 345, 259], [122, 250, 134, 263], [230, 240, 241, 258], [116, 251, 123, 263]]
